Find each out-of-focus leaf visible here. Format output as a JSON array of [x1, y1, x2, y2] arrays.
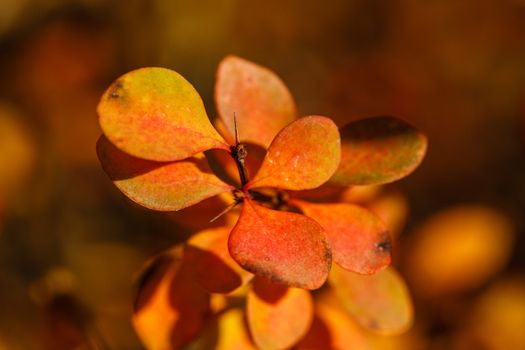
[[247, 116, 341, 191], [98, 67, 229, 162], [456, 277, 525, 350], [229, 199, 331, 289], [339, 185, 382, 205], [366, 191, 408, 241], [133, 248, 210, 349], [97, 136, 234, 211], [215, 308, 257, 350], [247, 278, 313, 350], [330, 117, 427, 186], [293, 200, 391, 274], [215, 55, 297, 148], [405, 206, 514, 298], [365, 325, 427, 350], [0, 104, 35, 200], [184, 226, 252, 293], [330, 265, 413, 335], [296, 291, 369, 350], [293, 184, 347, 203]]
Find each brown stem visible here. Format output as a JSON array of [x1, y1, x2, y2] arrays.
[[230, 144, 249, 187]]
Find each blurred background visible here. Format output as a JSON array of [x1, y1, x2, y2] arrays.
[[1, 0, 525, 349]]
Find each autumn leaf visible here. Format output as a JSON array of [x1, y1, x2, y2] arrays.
[[405, 206, 514, 298], [247, 277, 313, 350], [184, 226, 253, 293], [458, 277, 525, 350], [293, 200, 391, 275], [297, 290, 369, 350], [215, 55, 297, 148], [97, 136, 234, 211], [330, 117, 427, 186], [228, 198, 331, 289], [132, 248, 210, 349], [330, 265, 413, 335], [247, 116, 341, 191], [98, 67, 229, 162], [215, 308, 257, 350]]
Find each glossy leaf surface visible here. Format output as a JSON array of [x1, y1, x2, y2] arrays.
[[98, 67, 228, 161], [215, 55, 297, 148], [132, 248, 210, 349], [97, 136, 233, 211], [330, 265, 413, 335], [330, 117, 427, 186], [293, 200, 391, 274], [247, 278, 313, 350], [229, 199, 331, 289], [247, 116, 341, 191], [184, 226, 252, 293]]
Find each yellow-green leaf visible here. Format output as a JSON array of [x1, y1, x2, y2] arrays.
[[98, 67, 229, 161], [330, 117, 427, 186]]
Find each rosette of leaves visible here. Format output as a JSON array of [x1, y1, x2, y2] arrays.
[[96, 56, 426, 349]]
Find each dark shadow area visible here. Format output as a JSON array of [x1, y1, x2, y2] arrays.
[[183, 245, 242, 294], [252, 277, 288, 304]]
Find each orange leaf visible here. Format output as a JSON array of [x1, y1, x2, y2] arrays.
[[297, 291, 369, 350], [215, 308, 257, 350], [330, 117, 427, 186], [97, 136, 234, 211], [247, 116, 341, 191], [459, 277, 525, 350], [215, 55, 297, 148], [330, 265, 413, 335], [293, 200, 391, 275], [184, 226, 253, 293], [229, 199, 331, 289], [98, 67, 229, 162], [132, 248, 210, 349], [405, 206, 514, 298], [168, 194, 235, 230], [247, 277, 313, 350]]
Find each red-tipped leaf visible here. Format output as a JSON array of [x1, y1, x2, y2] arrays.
[[293, 200, 391, 274], [97, 136, 233, 211], [215, 55, 297, 148], [247, 116, 341, 191], [98, 67, 229, 161], [330, 116, 427, 186], [229, 198, 331, 289]]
